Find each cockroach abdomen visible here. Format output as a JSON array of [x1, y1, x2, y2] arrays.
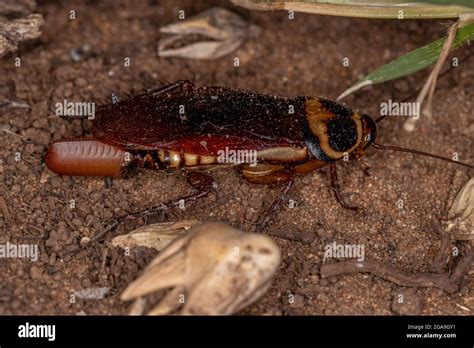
[[45, 139, 127, 177]]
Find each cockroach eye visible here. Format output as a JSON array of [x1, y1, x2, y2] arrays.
[[360, 114, 377, 150]]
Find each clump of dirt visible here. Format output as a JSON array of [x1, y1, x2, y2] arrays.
[[0, 0, 472, 315]]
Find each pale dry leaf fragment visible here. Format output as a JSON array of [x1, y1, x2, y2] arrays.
[[121, 222, 281, 315], [111, 220, 201, 251], [147, 285, 186, 315], [128, 297, 148, 316], [0, 13, 44, 57], [74, 287, 110, 300], [0, 35, 15, 56], [446, 177, 474, 241], [158, 7, 258, 60], [0, 98, 30, 109]]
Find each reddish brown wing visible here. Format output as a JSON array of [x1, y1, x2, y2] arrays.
[[92, 83, 307, 156]]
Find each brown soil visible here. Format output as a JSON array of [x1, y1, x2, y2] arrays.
[[0, 0, 472, 315]]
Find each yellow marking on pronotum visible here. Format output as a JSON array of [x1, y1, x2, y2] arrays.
[[305, 98, 363, 160]]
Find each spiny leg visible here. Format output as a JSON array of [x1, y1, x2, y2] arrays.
[[147, 79, 195, 97], [241, 163, 296, 231], [358, 158, 371, 177], [329, 162, 358, 211], [96, 171, 215, 241], [122, 171, 214, 222], [255, 177, 294, 231]]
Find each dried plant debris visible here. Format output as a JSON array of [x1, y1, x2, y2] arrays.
[[74, 287, 110, 300], [0, 13, 44, 57], [0, 97, 30, 109], [111, 220, 201, 251], [321, 237, 473, 294], [0, 0, 36, 17], [320, 179, 474, 295], [121, 222, 281, 315], [231, 0, 473, 19], [158, 7, 259, 60], [445, 177, 474, 241]]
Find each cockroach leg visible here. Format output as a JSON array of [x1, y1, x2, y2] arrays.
[[120, 171, 215, 223], [122, 190, 209, 221], [185, 171, 216, 192], [329, 162, 358, 211], [358, 159, 371, 177], [104, 177, 113, 188], [67, 171, 215, 256], [430, 221, 452, 274], [147, 79, 195, 97], [73, 172, 212, 251], [255, 177, 295, 231]]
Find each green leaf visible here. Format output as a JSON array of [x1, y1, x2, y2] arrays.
[[250, 0, 474, 18], [420, 0, 474, 8], [338, 22, 474, 99]]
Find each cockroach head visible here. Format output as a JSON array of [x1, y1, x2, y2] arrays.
[[360, 114, 377, 150]]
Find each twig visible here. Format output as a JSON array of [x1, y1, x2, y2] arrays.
[[449, 244, 473, 286], [0, 98, 30, 109], [0, 195, 12, 224], [424, 21, 460, 117], [322, 259, 455, 292], [0, 128, 24, 138], [404, 20, 460, 131], [321, 244, 473, 294], [430, 221, 452, 273]]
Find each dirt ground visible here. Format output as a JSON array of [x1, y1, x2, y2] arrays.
[[0, 0, 473, 315]]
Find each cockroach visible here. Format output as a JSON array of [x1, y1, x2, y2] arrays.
[[45, 80, 473, 229]]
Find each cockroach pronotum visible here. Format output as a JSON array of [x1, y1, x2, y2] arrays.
[[45, 80, 473, 229]]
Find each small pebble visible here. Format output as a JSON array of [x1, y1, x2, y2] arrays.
[[391, 289, 422, 315], [30, 265, 43, 281], [289, 294, 305, 308]]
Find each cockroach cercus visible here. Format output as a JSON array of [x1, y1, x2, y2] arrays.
[[45, 80, 473, 229]]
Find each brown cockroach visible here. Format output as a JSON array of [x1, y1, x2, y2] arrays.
[[45, 80, 473, 228]]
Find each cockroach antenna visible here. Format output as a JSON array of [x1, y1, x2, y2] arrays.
[[372, 142, 473, 169], [371, 52, 474, 169]]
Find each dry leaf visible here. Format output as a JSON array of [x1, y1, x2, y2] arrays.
[[158, 7, 258, 60], [0, 13, 44, 58], [111, 220, 201, 251], [446, 178, 474, 241], [74, 287, 110, 300], [121, 222, 280, 315]]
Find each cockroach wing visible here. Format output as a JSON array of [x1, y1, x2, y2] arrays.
[[92, 86, 307, 156]]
